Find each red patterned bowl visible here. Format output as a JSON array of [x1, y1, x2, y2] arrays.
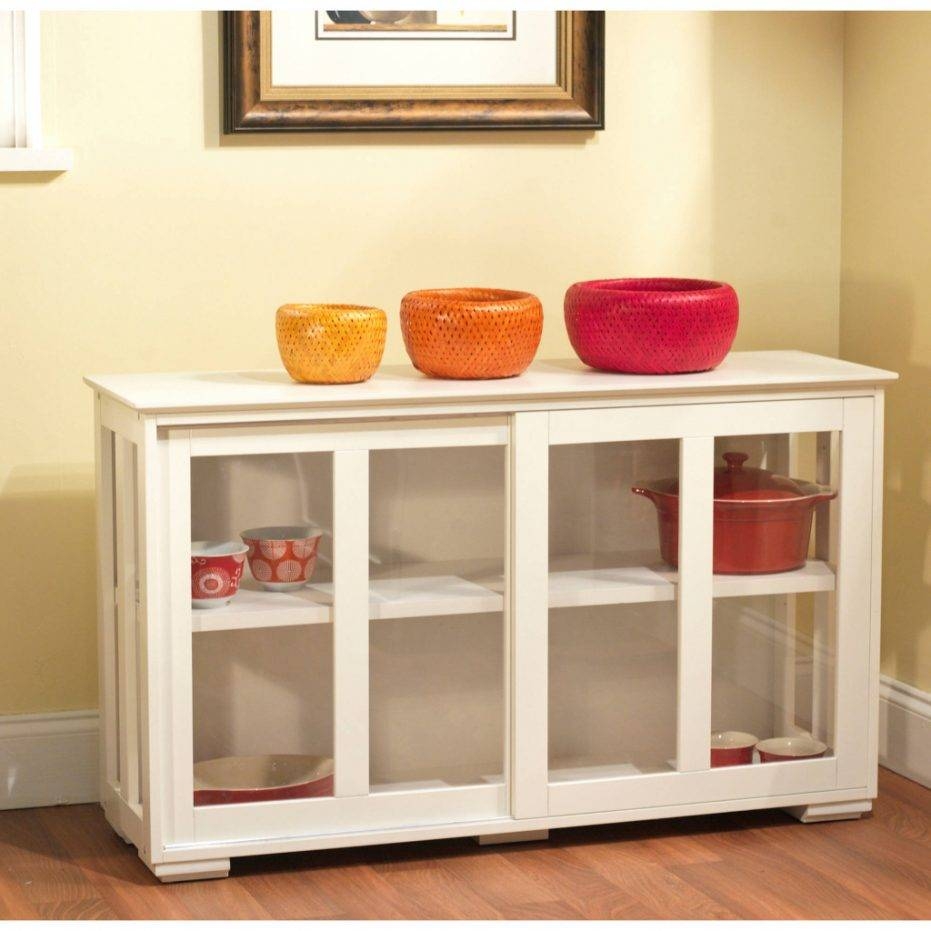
[[191, 541, 249, 609], [564, 278, 739, 374], [241, 525, 323, 592]]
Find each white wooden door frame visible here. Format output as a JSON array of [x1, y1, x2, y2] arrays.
[[150, 418, 512, 854], [532, 396, 870, 817], [508, 412, 549, 819]]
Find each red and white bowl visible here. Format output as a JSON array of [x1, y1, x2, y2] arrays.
[[193, 754, 334, 806], [241, 525, 323, 592], [756, 736, 827, 763], [711, 730, 758, 767], [191, 540, 249, 609]]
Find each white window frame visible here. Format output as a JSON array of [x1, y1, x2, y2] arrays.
[[0, 11, 71, 172]]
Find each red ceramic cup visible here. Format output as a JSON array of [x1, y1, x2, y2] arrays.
[[191, 541, 249, 609], [756, 736, 827, 763], [240, 525, 323, 592], [710, 731, 758, 767]]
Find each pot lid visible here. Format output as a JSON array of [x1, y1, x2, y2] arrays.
[[636, 452, 834, 503], [714, 452, 809, 500]]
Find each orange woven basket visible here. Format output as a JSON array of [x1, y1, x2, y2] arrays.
[[400, 288, 543, 380], [276, 304, 387, 384]]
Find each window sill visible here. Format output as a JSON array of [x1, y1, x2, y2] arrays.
[[0, 147, 73, 172]]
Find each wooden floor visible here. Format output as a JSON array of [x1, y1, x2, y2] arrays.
[[0, 769, 928, 920]]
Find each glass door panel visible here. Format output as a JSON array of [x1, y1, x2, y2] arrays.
[[369, 444, 506, 791], [550, 602, 678, 779], [192, 626, 333, 800], [548, 439, 681, 781], [710, 432, 837, 769], [541, 405, 849, 819], [712, 592, 835, 764], [190, 452, 335, 805]]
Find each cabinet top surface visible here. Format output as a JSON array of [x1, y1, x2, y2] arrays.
[[85, 351, 896, 415]]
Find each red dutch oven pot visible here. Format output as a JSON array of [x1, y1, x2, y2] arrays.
[[631, 452, 837, 574]]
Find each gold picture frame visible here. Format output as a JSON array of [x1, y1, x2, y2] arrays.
[[224, 11, 604, 132]]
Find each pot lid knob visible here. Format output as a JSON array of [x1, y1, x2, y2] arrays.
[[722, 451, 749, 472]]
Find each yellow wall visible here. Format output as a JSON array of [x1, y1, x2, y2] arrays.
[[0, 12, 844, 713], [841, 13, 931, 692]]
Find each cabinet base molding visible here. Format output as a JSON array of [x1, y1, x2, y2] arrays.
[[150, 859, 231, 883], [0, 710, 98, 810], [475, 829, 549, 845], [879, 675, 931, 788], [783, 799, 872, 823]]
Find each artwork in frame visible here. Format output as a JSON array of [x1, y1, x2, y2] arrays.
[[315, 11, 517, 41], [223, 11, 604, 132]]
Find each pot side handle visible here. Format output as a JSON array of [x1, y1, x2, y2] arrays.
[[631, 485, 658, 503]]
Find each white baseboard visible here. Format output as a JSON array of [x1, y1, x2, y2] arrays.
[[0, 677, 927, 811], [0, 710, 99, 810], [879, 675, 931, 789]]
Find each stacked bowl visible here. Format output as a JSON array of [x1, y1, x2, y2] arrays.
[[564, 278, 739, 375]]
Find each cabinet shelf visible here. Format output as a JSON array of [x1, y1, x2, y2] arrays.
[[549, 760, 675, 782], [481, 557, 835, 609], [193, 560, 835, 633], [191, 574, 504, 632], [370, 771, 505, 793], [190, 578, 331, 633], [547, 559, 835, 608], [319, 574, 503, 620]]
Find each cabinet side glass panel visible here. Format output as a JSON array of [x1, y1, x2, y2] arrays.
[[548, 440, 680, 780], [190, 452, 335, 806], [369, 445, 505, 790]]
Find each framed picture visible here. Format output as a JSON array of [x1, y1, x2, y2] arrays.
[[224, 11, 604, 133]]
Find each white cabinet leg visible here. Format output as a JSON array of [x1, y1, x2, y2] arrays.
[[149, 858, 231, 883], [783, 800, 871, 823], [100, 798, 133, 845], [475, 829, 549, 845]]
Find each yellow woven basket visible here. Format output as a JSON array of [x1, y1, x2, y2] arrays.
[[276, 304, 387, 385]]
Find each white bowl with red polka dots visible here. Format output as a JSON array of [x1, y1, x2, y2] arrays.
[[240, 525, 323, 592]]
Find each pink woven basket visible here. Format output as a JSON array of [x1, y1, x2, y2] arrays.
[[564, 278, 739, 375]]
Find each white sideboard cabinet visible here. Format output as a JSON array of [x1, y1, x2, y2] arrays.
[[85, 351, 897, 882]]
